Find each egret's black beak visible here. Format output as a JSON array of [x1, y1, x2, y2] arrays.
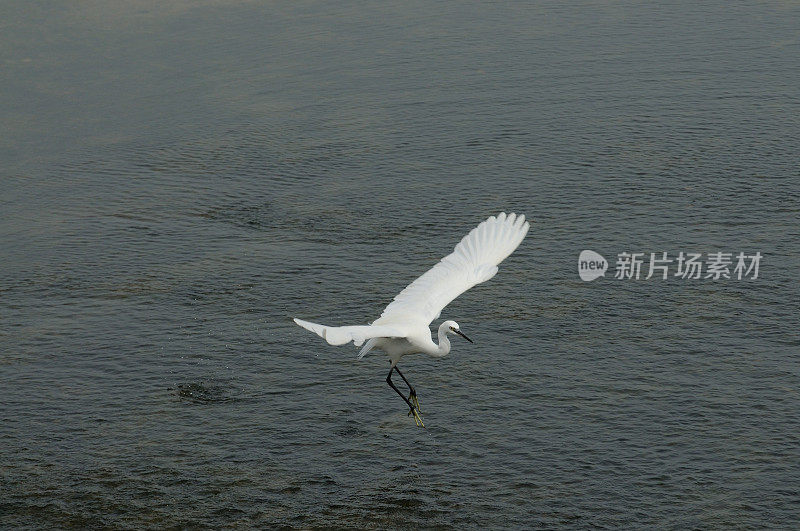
[[454, 329, 473, 343]]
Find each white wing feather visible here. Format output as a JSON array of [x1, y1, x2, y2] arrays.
[[293, 318, 406, 346], [374, 212, 529, 327]]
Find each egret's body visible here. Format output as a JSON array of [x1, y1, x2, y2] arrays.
[[367, 321, 454, 365], [294, 212, 530, 426]]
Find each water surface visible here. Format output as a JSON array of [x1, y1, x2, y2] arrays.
[[2, 1, 799, 528]]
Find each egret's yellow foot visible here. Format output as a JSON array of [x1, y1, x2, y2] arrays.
[[408, 407, 425, 427], [409, 392, 422, 413]]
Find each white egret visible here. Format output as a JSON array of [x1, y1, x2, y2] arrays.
[[294, 212, 530, 427]]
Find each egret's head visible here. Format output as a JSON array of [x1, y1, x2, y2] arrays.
[[443, 320, 473, 343]]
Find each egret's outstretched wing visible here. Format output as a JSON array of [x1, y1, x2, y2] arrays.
[[293, 318, 407, 346], [374, 212, 529, 327]]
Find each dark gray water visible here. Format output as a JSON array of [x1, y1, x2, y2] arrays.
[[2, 2, 799, 528]]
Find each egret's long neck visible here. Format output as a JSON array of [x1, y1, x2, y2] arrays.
[[431, 325, 452, 358]]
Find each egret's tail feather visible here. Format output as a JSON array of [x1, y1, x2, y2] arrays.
[[357, 338, 378, 360], [293, 318, 406, 348]]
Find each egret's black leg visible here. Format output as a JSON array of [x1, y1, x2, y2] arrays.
[[386, 368, 415, 411], [393, 366, 415, 395], [386, 367, 424, 427], [393, 366, 421, 413]]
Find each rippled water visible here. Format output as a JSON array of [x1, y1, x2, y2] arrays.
[[2, 2, 799, 528]]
